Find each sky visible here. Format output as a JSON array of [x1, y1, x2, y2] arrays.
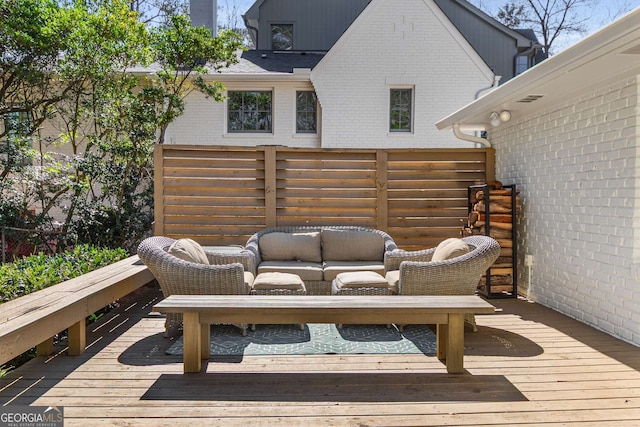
[[219, 0, 640, 55]]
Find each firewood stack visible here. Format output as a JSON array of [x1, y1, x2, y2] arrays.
[[462, 181, 521, 296]]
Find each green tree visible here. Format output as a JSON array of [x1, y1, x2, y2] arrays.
[[1, 0, 242, 252], [149, 14, 243, 144], [0, 0, 72, 236]]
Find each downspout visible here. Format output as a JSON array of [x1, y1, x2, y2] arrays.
[[453, 123, 491, 148], [451, 75, 502, 148], [476, 75, 501, 99]]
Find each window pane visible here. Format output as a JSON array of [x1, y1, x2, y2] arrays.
[[516, 55, 529, 75], [272, 24, 293, 50], [390, 89, 412, 132], [228, 91, 272, 133], [296, 91, 317, 133]]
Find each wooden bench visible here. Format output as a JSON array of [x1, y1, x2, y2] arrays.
[[0, 255, 155, 365], [153, 295, 495, 374]]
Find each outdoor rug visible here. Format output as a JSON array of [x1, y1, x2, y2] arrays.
[[166, 323, 437, 356]]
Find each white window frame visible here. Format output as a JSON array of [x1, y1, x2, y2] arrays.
[[227, 90, 274, 133], [295, 91, 318, 134], [389, 87, 414, 133]]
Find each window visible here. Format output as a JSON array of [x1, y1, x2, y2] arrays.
[[228, 91, 273, 133], [2, 111, 32, 166], [271, 24, 293, 50], [296, 91, 317, 133], [389, 88, 412, 132], [516, 55, 529, 75]]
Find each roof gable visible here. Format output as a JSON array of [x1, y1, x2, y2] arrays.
[[314, 0, 494, 81]]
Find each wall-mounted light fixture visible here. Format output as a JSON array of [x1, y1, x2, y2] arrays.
[[489, 110, 512, 127]]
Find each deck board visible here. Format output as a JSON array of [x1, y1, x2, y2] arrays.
[[1, 284, 639, 426]]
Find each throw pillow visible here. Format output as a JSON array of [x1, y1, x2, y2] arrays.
[[168, 238, 209, 265], [321, 229, 385, 261], [431, 238, 470, 262], [259, 232, 322, 262]]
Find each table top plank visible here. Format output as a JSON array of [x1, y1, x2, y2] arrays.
[[154, 295, 495, 314]]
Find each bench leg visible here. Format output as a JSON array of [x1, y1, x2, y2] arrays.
[[183, 312, 202, 373], [446, 313, 465, 374], [36, 337, 54, 357], [68, 320, 86, 356], [436, 323, 447, 361]]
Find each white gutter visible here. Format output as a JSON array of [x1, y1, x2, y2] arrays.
[[131, 71, 313, 82], [436, 7, 640, 131], [453, 123, 490, 147]]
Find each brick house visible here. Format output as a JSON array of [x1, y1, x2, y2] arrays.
[[166, 0, 541, 148], [436, 7, 640, 346]]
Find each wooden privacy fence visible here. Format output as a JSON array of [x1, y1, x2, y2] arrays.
[[154, 145, 495, 250]]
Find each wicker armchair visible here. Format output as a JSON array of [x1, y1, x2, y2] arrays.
[[137, 236, 254, 336], [384, 235, 501, 331]]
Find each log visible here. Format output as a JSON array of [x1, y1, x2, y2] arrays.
[[476, 214, 513, 224], [496, 239, 513, 248], [474, 189, 520, 200], [474, 221, 512, 230], [474, 201, 514, 214], [495, 256, 513, 264], [480, 275, 513, 286], [477, 226, 512, 239]]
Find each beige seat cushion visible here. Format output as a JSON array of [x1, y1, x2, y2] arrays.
[[322, 261, 385, 281], [321, 229, 385, 261], [257, 261, 324, 281], [167, 238, 209, 265], [253, 272, 305, 291], [259, 232, 322, 262], [333, 271, 390, 290], [431, 238, 470, 262]]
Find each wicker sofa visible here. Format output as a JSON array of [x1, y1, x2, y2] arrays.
[[244, 226, 399, 295]]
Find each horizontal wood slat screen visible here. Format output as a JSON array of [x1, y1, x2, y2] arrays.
[[155, 145, 495, 250]]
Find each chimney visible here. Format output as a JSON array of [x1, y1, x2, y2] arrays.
[[190, 0, 217, 34]]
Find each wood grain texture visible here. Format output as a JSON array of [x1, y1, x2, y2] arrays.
[[1, 285, 639, 426], [156, 145, 495, 250]]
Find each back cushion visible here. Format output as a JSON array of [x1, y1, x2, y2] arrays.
[[431, 238, 470, 262], [321, 229, 385, 261], [259, 232, 322, 262], [167, 238, 209, 265]]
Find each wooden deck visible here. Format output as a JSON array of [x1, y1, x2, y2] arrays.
[[1, 284, 639, 426]]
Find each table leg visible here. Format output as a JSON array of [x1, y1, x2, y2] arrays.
[[446, 313, 465, 374], [182, 312, 201, 373], [201, 322, 210, 360]]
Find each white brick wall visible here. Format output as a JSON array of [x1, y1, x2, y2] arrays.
[[310, 0, 495, 148], [169, 0, 497, 150], [490, 75, 640, 346], [165, 80, 321, 148]]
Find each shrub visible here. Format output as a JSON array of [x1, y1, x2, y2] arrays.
[[0, 245, 128, 303]]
